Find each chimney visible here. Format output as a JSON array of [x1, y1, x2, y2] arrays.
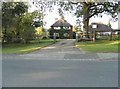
[[55, 18, 58, 21]]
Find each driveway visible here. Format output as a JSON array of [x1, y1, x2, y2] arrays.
[[2, 39, 118, 87]]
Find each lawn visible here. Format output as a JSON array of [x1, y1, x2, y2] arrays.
[[2, 39, 57, 54], [75, 40, 120, 53]]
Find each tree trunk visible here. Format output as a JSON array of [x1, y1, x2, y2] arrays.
[[16, 31, 20, 43], [16, 23, 21, 43], [83, 17, 89, 38], [2, 26, 7, 43], [83, 3, 90, 38]]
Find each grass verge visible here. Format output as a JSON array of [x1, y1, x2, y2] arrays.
[[75, 40, 120, 53], [2, 39, 58, 54]]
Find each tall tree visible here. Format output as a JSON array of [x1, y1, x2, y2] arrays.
[[31, 0, 120, 38], [58, 1, 120, 38], [2, 2, 28, 41], [2, 2, 14, 42], [2, 2, 28, 43], [13, 2, 28, 42], [20, 12, 35, 43]]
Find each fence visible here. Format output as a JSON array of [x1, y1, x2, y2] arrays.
[[76, 33, 119, 42]]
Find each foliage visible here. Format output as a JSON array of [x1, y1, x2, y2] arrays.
[[32, 11, 43, 27], [31, 0, 57, 28], [20, 13, 36, 43], [58, 8, 64, 17], [73, 25, 82, 33], [35, 27, 44, 40], [32, 1, 120, 38], [33, 21, 41, 27], [107, 21, 111, 28], [58, 1, 120, 37], [35, 27, 43, 35], [2, 2, 28, 43], [112, 35, 120, 41], [2, 2, 44, 43], [2, 2, 15, 42], [60, 26, 65, 38]]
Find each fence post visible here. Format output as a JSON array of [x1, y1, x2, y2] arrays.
[[109, 30, 113, 41], [93, 30, 96, 42], [53, 33, 56, 42], [76, 34, 78, 42]]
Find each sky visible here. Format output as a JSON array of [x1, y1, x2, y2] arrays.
[[28, 1, 118, 29]]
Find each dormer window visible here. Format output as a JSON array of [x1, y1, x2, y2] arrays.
[[92, 24, 97, 29], [54, 27, 60, 30]]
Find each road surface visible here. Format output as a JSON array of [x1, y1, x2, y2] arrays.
[[2, 39, 118, 87]]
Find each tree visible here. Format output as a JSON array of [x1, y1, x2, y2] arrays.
[[58, 8, 64, 18], [31, 0, 56, 27], [32, 1, 120, 39], [58, 1, 120, 38], [31, 11, 45, 41], [12, 2, 28, 42], [2, 2, 15, 42], [32, 11, 43, 27], [2, 2, 28, 43], [20, 12, 36, 43]]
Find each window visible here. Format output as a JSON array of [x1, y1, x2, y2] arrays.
[[63, 33, 69, 37], [92, 24, 97, 28], [55, 33, 59, 37], [54, 27, 60, 30]]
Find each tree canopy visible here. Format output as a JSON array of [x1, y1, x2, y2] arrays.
[[58, 1, 120, 37], [32, 0, 120, 38], [2, 2, 42, 43], [2, 1, 120, 43], [2, 2, 28, 43]]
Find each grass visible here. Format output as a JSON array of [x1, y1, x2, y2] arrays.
[[2, 39, 57, 54], [75, 40, 120, 53]]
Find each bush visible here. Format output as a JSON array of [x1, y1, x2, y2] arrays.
[[112, 35, 119, 41]]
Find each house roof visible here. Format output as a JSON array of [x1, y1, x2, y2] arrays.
[[51, 19, 72, 27], [88, 23, 113, 32], [113, 29, 120, 32]]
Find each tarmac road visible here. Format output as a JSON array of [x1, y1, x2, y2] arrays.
[[2, 39, 118, 87]]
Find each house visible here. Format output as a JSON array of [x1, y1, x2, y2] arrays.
[[49, 18, 73, 39], [113, 29, 120, 35], [88, 23, 113, 33], [88, 22, 113, 40]]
